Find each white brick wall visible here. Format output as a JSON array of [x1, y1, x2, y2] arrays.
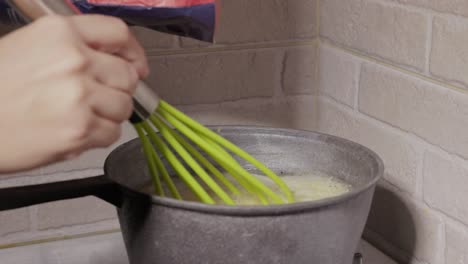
[[0, 209, 29, 237], [146, 49, 280, 105], [446, 220, 468, 264], [424, 151, 468, 226], [359, 63, 468, 159], [317, 96, 423, 196], [391, 0, 468, 17], [320, 0, 429, 71], [283, 44, 319, 95], [318, 0, 468, 262], [215, 0, 318, 44], [319, 45, 360, 108], [37, 197, 116, 230], [430, 15, 468, 88]]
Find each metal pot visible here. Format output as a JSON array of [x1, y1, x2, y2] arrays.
[[0, 126, 383, 264]]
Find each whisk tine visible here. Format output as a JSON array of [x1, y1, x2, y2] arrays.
[[135, 123, 182, 199], [162, 122, 241, 196], [157, 105, 284, 203], [158, 101, 294, 203], [133, 99, 295, 205], [150, 115, 235, 205], [150, 141, 182, 200], [197, 133, 269, 204], [141, 122, 215, 204], [134, 124, 164, 196], [156, 105, 284, 204]]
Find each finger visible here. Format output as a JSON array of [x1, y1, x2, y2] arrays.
[[86, 118, 122, 149], [69, 15, 149, 77], [87, 49, 139, 94], [87, 80, 134, 122]]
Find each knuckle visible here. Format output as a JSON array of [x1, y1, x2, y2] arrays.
[[64, 47, 90, 73], [69, 112, 94, 142], [112, 18, 131, 42], [67, 77, 89, 104]]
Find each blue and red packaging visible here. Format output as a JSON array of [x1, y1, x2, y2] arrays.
[[0, 0, 218, 42]]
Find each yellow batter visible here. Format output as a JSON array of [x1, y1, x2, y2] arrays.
[[144, 171, 351, 205]]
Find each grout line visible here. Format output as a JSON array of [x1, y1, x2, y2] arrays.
[[370, 0, 468, 20], [320, 93, 355, 112], [319, 95, 468, 193], [29, 207, 38, 232], [175, 94, 294, 109], [441, 216, 447, 264], [0, 229, 121, 250], [354, 62, 363, 111], [444, 216, 468, 238], [436, 206, 468, 231], [321, 95, 468, 230], [176, 36, 182, 49], [313, 42, 320, 96], [316, 0, 321, 37], [145, 39, 318, 56], [276, 49, 287, 98], [320, 40, 468, 96], [415, 148, 425, 201], [425, 14, 434, 75]]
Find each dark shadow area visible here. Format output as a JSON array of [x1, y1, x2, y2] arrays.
[[363, 184, 417, 263]]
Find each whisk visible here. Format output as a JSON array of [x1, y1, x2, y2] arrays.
[[8, 0, 294, 205], [132, 97, 294, 205]]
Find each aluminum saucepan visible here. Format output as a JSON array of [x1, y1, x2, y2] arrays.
[[0, 126, 383, 264]]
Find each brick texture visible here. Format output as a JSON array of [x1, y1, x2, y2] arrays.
[[37, 197, 116, 230], [359, 63, 468, 160], [179, 36, 212, 49], [146, 49, 280, 105], [446, 221, 468, 264], [430, 16, 468, 89], [182, 96, 317, 131], [321, 0, 428, 71], [317, 98, 422, 195], [216, 0, 318, 44], [319, 44, 360, 107], [393, 0, 468, 17], [317, 0, 468, 262], [282, 44, 319, 95], [424, 151, 468, 226], [0, 209, 29, 237]]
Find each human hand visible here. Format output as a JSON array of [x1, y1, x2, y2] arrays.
[[0, 15, 149, 173]]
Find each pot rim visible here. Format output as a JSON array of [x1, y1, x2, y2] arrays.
[[108, 126, 384, 217]]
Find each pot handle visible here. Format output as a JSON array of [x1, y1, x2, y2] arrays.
[[0, 175, 122, 211]]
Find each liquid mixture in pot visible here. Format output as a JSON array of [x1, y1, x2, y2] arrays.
[[143, 171, 351, 205]]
